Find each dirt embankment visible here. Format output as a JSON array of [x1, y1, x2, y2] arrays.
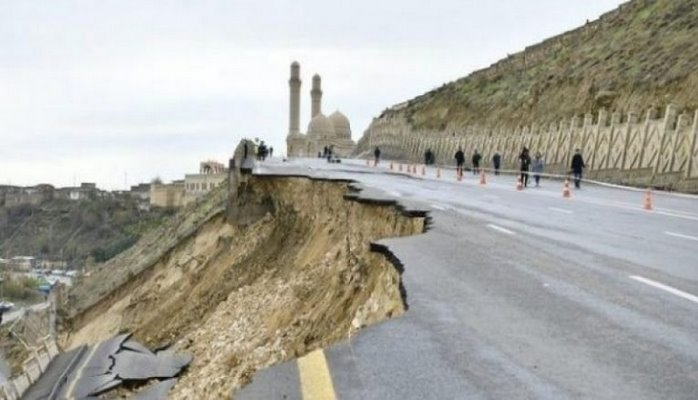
[[64, 176, 425, 398]]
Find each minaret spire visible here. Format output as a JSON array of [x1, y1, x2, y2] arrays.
[[288, 61, 301, 136], [311, 74, 322, 118]]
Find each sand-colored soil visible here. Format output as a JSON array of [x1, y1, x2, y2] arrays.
[[64, 177, 424, 398]]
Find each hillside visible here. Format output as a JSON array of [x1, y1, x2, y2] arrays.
[[356, 0, 698, 191], [375, 0, 698, 132], [0, 197, 172, 268]]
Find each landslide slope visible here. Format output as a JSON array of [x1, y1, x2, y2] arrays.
[[64, 176, 425, 398], [359, 0, 698, 146]]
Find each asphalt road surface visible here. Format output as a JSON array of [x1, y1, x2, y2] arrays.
[[236, 158, 698, 400]]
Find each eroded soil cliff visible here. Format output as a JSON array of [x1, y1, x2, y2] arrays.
[[64, 176, 424, 398]]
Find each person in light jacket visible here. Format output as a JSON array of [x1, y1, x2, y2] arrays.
[[532, 152, 545, 187]]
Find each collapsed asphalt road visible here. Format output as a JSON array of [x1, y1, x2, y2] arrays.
[[236, 158, 698, 400]]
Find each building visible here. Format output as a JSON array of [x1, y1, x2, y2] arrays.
[[56, 182, 101, 201], [0, 184, 55, 207], [150, 180, 186, 208], [150, 161, 228, 208], [286, 62, 356, 158], [8, 256, 36, 271], [183, 161, 227, 203]]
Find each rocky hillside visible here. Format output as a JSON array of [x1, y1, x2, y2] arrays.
[[361, 0, 698, 140]]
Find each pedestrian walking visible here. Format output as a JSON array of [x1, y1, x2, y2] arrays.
[[492, 152, 501, 175], [519, 147, 531, 188], [374, 146, 381, 165], [455, 147, 465, 178], [532, 152, 545, 187], [571, 148, 586, 189], [472, 150, 482, 175]]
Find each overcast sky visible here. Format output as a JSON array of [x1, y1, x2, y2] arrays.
[[1, 0, 625, 190]]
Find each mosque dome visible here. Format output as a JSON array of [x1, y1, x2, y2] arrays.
[[307, 113, 335, 139], [329, 111, 351, 139]]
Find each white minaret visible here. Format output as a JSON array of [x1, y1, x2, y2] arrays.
[[311, 74, 322, 118], [288, 61, 301, 136]]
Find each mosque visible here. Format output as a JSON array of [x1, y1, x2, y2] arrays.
[[286, 61, 356, 157]]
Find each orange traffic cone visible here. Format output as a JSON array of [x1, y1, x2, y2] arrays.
[[516, 176, 523, 191], [437, 167, 441, 178], [643, 188, 653, 210], [562, 179, 571, 198], [479, 170, 487, 185], [422, 165, 426, 176], [390, 161, 394, 170]]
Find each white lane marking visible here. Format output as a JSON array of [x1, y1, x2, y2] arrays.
[[487, 224, 516, 235], [629, 275, 698, 305], [664, 231, 698, 242], [654, 210, 698, 222], [431, 204, 446, 211], [548, 207, 573, 214], [66, 344, 99, 399]]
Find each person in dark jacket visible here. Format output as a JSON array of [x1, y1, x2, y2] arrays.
[[454, 147, 465, 178], [571, 149, 586, 189], [374, 147, 381, 165], [519, 147, 531, 188], [492, 152, 501, 175], [471, 150, 482, 175]]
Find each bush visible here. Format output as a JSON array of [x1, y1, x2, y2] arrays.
[[2, 277, 41, 302]]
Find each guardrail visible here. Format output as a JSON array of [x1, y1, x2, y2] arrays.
[[0, 336, 60, 400]]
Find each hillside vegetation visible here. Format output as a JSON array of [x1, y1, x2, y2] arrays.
[[0, 198, 172, 268], [389, 0, 698, 131]]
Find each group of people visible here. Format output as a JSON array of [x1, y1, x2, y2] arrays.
[[243, 140, 273, 161], [515, 147, 586, 189], [454, 147, 586, 189], [256, 141, 273, 161], [373, 145, 587, 188], [454, 148, 497, 178]]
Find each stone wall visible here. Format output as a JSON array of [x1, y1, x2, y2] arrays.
[[364, 104, 698, 191]]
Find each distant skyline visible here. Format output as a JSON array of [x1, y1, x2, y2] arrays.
[[1, 0, 625, 190]]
